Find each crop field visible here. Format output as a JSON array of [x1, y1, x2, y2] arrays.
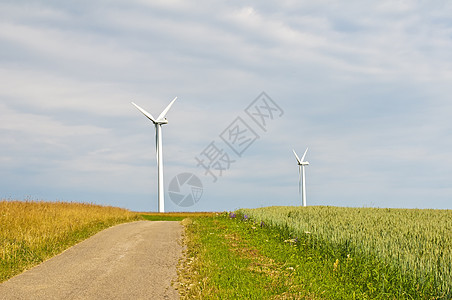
[[0, 200, 139, 282], [237, 206, 452, 299]]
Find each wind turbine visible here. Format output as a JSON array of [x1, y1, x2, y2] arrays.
[[293, 148, 309, 207], [132, 97, 177, 213]]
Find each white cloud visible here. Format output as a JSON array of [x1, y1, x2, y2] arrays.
[[1, 0, 452, 210]]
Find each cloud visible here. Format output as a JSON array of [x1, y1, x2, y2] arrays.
[[1, 1, 452, 211]]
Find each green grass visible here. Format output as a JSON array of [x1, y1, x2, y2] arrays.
[[140, 212, 217, 221], [178, 213, 323, 299], [177, 211, 450, 299], [141, 214, 186, 221]]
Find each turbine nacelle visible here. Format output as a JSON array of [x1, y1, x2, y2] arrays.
[[156, 118, 168, 125]]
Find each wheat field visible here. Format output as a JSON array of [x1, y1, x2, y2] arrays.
[[238, 206, 452, 298]]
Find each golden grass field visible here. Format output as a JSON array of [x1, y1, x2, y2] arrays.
[[0, 200, 140, 282]]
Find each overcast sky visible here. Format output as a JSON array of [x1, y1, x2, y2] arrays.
[[1, 0, 451, 212]]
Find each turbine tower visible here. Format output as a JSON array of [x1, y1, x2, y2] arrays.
[[293, 148, 309, 207], [132, 97, 177, 213]]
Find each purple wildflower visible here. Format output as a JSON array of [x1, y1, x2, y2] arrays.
[[229, 212, 236, 218]]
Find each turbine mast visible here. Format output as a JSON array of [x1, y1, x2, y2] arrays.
[[156, 124, 164, 213], [302, 165, 306, 207]]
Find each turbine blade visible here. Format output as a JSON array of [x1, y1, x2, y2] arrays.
[[157, 97, 177, 121], [132, 102, 156, 123], [292, 149, 302, 164], [301, 147, 308, 162]]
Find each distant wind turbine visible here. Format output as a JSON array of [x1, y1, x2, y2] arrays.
[[132, 97, 177, 213], [293, 148, 309, 207]]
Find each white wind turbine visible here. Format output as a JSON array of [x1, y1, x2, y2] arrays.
[[132, 97, 177, 213], [293, 148, 309, 207]]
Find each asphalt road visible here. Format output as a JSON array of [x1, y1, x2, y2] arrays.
[[0, 221, 183, 300]]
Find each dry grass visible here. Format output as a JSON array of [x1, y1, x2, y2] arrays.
[[0, 200, 139, 282]]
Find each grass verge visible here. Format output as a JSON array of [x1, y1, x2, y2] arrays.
[[177, 213, 321, 299]]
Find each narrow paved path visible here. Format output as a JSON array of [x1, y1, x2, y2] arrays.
[[0, 221, 183, 300]]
